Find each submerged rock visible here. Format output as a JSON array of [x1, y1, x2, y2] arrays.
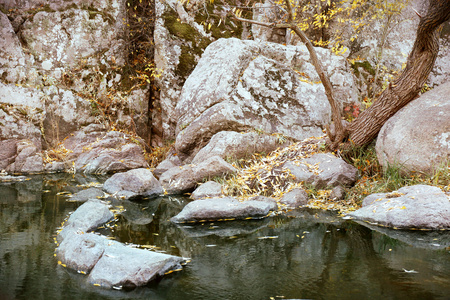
[[120, 198, 162, 225], [348, 185, 450, 230], [103, 168, 163, 199], [175, 219, 271, 238], [171, 197, 277, 223], [69, 187, 104, 202]]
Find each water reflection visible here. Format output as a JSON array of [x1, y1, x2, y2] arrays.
[[0, 175, 449, 300]]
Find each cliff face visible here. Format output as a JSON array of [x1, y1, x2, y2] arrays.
[[0, 0, 448, 174]]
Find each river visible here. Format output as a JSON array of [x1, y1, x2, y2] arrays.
[[0, 174, 449, 299]]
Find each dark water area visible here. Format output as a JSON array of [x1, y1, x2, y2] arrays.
[[1, 175, 449, 300]]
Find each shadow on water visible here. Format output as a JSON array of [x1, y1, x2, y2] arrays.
[[0, 174, 449, 300]]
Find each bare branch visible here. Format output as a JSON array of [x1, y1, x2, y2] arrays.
[[230, 0, 347, 149], [282, 0, 346, 148], [411, 7, 422, 18], [230, 15, 290, 29]]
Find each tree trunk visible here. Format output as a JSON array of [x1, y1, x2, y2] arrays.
[[346, 0, 450, 147]]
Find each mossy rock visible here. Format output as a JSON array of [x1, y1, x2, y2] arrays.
[[162, 6, 212, 80], [162, 1, 253, 81]]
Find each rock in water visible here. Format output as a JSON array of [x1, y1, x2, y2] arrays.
[[103, 168, 163, 199], [87, 242, 185, 289], [57, 199, 114, 243], [171, 197, 277, 223], [349, 185, 450, 230]]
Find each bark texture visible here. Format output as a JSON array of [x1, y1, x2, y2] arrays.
[[346, 0, 450, 147]]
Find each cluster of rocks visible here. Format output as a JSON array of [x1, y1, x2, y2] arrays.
[[0, 124, 149, 174], [2, 0, 449, 291], [55, 199, 186, 290]]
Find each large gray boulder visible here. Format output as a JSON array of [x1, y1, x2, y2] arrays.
[[191, 131, 287, 164], [283, 153, 358, 189], [55, 205, 185, 289], [87, 241, 185, 289], [376, 82, 450, 175], [103, 168, 163, 199], [171, 196, 277, 223], [19, 0, 126, 74], [56, 232, 108, 274], [152, 0, 250, 145], [160, 156, 237, 195], [57, 199, 114, 243], [349, 185, 450, 230], [0, 83, 44, 149], [0, 1, 150, 150], [174, 37, 358, 161]]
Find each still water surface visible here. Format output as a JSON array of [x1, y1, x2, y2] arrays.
[[0, 175, 449, 300]]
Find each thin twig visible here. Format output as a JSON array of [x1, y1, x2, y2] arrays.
[[230, 15, 290, 28]]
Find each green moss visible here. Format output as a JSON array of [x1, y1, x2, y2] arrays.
[[192, 0, 249, 39], [40, 4, 56, 13], [178, 45, 197, 79], [351, 61, 375, 77], [163, 7, 211, 49], [64, 3, 79, 10], [80, 5, 114, 25], [0, 4, 8, 15], [163, 7, 213, 80]]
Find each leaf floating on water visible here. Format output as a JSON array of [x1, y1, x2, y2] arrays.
[[56, 191, 71, 196], [258, 236, 278, 240], [402, 268, 418, 273]]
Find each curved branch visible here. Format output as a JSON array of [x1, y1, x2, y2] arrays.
[[230, 0, 347, 149]]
